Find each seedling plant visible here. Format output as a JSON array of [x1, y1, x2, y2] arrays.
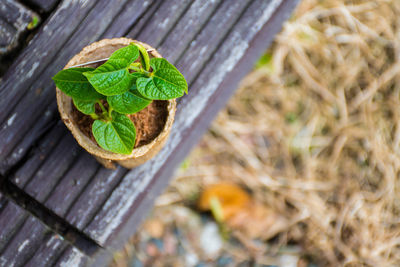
[[53, 43, 187, 154]]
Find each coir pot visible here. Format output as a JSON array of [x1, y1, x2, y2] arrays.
[[56, 38, 176, 169]]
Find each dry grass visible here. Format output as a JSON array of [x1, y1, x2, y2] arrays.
[[113, 0, 400, 266]]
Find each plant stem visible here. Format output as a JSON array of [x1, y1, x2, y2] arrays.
[[96, 100, 111, 121], [129, 65, 152, 77], [97, 100, 107, 113], [141, 69, 152, 76], [90, 113, 99, 120]]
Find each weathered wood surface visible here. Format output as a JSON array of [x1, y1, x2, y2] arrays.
[[0, 200, 28, 254], [0, 0, 299, 266], [0, 0, 96, 171], [25, 236, 67, 267], [0, 0, 37, 55], [1, 216, 53, 266], [54, 247, 89, 267], [0, 197, 89, 267]]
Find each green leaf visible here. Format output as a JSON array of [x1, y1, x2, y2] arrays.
[[136, 58, 188, 100], [133, 43, 150, 71], [109, 44, 139, 64], [92, 112, 136, 154], [52, 68, 103, 101], [83, 59, 133, 96], [73, 98, 96, 115], [107, 85, 152, 114], [131, 72, 148, 82]]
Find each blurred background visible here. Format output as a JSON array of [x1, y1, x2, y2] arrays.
[[111, 0, 400, 266]]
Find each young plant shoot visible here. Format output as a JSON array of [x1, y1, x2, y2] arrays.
[[53, 43, 187, 154]]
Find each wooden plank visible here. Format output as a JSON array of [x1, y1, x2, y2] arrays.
[[0, 174, 104, 264], [0, 0, 37, 55], [157, 0, 222, 63], [0, 217, 50, 267], [0, 0, 150, 174], [10, 126, 125, 232], [25, 236, 68, 267], [0, 195, 80, 266], [21, 134, 80, 202], [0, 202, 28, 253], [10, 131, 126, 232], [0, 0, 97, 123], [176, 0, 252, 83], [54, 246, 89, 267], [0, 215, 85, 267], [1, 102, 59, 172], [102, 0, 153, 38], [65, 167, 127, 230], [10, 121, 66, 186], [84, 0, 299, 250], [44, 153, 100, 217], [0, 0, 98, 173], [123, 0, 163, 39], [0, 181, 103, 266], [129, 0, 193, 47]]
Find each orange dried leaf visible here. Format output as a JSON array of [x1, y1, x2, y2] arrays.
[[198, 183, 251, 220]]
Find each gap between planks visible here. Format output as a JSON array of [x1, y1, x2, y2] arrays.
[[0, 173, 102, 256]]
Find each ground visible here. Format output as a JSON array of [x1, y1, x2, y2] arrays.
[[112, 1, 400, 266]]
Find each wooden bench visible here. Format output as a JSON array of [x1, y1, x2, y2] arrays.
[[0, 0, 299, 265]]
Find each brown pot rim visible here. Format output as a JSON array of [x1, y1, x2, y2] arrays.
[[56, 38, 176, 161]]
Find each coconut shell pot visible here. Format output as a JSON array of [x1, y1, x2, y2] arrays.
[[56, 38, 176, 169]]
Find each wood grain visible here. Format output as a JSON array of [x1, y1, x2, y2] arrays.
[[0, 202, 27, 254], [0, 201, 79, 267], [25, 236, 67, 267], [0, 0, 97, 123], [102, 0, 154, 39], [0, 0, 37, 55], [54, 246, 89, 267], [175, 0, 252, 83], [65, 166, 127, 230], [124, 0, 163, 39], [44, 153, 99, 217], [0, 193, 97, 267], [0, 217, 50, 266], [23, 134, 80, 202], [129, 0, 193, 47], [157, 0, 222, 63], [11, 121, 67, 187]]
